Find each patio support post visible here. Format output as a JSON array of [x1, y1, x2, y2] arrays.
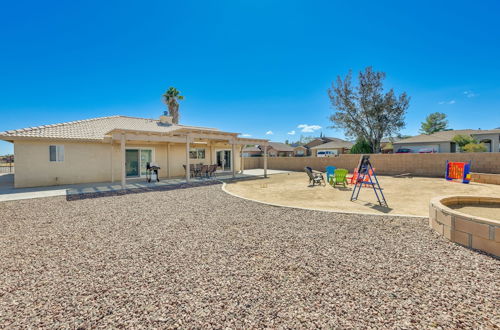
[[240, 145, 244, 173], [110, 141, 114, 183], [167, 143, 171, 178], [120, 133, 126, 189], [231, 139, 236, 178], [185, 135, 191, 182], [263, 144, 268, 178]]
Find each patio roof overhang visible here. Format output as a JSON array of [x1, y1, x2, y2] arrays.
[[106, 128, 268, 145]]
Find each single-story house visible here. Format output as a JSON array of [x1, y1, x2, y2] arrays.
[[393, 129, 500, 153], [310, 138, 354, 157], [293, 145, 307, 157], [242, 146, 262, 157], [0, 115, 268, 188], [264, 142, 295, 157], [380, 137, 402, 154]]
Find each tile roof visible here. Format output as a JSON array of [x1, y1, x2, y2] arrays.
[[395, 129, 500, 144], [267, 142, 295, 152], [310, 138, 353, 149], [242, 146, 261, 152], [0, 116, 222, 141]]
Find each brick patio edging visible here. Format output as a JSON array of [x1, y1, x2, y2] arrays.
[[470, 172, 500, 185], [429, 196, 500, 257]]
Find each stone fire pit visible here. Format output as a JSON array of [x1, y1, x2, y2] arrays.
[[429, 196, 500, 257]]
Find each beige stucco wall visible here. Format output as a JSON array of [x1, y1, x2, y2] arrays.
[[14, 140, 243, 188], [14, 140, 114, 188]]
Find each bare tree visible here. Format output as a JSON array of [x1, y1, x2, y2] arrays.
[[328, 67, 410, 153]]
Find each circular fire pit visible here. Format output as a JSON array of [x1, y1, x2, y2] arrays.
[[429, 196, 500, 257]]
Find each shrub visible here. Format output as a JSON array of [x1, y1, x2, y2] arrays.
[[350, 139, 372, 154], [462, 142, 487, 152]]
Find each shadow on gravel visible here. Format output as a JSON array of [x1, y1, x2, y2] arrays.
[[66, 180, 222, 201], [66, 175, 265, 201]]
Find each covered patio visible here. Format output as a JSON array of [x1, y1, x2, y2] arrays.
[[107, 127, 271, 189]]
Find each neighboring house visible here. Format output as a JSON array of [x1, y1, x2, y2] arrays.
[[380, 137, 402, 154], [263, 142, 295, 157], [242, 146, 262, 157], [293, 145, 307, 157], [310, 138, 354, 157], [303, 137, 333, 155], [393, 129, 500, 153], [303, 136, 352, 156], [0, 115, 267, 188]]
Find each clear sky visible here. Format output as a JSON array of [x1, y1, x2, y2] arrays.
[[1, 0, 499, 154]]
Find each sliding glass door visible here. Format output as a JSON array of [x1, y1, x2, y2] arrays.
[[126, 148, 153, 177], [216, 150, 231, 171]]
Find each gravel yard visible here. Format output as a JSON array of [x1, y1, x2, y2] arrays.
[[1, 183, 499, 328]]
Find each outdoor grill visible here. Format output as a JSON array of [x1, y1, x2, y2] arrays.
[[146, 162, 160, 182]]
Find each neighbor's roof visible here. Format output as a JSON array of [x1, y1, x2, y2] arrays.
[[381, 137, 402, 143], [242, 146, 261, 152], [267, 142, 295, 152], [395, 129, 500, 144], [0, 116, 229, 141], [310, 138, 353, 149]]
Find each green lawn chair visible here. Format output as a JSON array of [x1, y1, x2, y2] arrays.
[[333, 169, 348, 187]]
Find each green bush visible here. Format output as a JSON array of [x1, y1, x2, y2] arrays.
[[462, 142, 487, 152], [350, 139, 372, 154]]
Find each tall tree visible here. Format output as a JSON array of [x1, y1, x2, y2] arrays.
[[420, 112, 448, 135], [328, 67, 410, 153], [162, 87, 184, 124]]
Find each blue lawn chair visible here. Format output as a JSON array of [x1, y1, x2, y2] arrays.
[[326, 166, 336, 185]]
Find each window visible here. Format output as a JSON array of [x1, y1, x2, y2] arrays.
[[189, 148, 206, 159], [49, 145, 64, 162]]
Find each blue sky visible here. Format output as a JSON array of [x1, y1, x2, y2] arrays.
[[1, 0, 500, 154]]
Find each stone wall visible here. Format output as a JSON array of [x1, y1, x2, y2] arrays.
[[244, 153, 500, 177], [429, 196, 500, 257], [470, 173, 500, 185]]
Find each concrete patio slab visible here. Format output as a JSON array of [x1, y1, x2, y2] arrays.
[[0, 169, 290, 202]]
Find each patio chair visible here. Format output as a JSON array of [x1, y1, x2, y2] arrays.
[[208, 164, 217, 177], [183, 164, 196, 178], [199, 165, 209, 178], [325, 166, 336, 185], [346, 167, 358, 185], [304, 166, 325, 186], [333, 168, 349, 187], [190, 164, 199, 177]]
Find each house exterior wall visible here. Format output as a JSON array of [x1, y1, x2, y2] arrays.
[[14, 140, 242, 188], [393, 142, 451, 153], [473, 133, 500, 152], [312, 148, 348, 156], [14, 140, 114, 188]]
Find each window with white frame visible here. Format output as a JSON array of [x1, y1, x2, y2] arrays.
[[49, 145, 64, 162], [189, 148, 206, 159]]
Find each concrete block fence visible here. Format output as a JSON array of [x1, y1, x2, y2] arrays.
[[244, 153, 500, 177]]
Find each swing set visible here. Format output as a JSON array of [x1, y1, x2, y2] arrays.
[[350, 155, 388, 207]]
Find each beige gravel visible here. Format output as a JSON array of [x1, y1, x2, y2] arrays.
[[0, 183, 499, 328]]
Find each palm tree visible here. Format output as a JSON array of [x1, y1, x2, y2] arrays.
[[162, 87, 184, 124]]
